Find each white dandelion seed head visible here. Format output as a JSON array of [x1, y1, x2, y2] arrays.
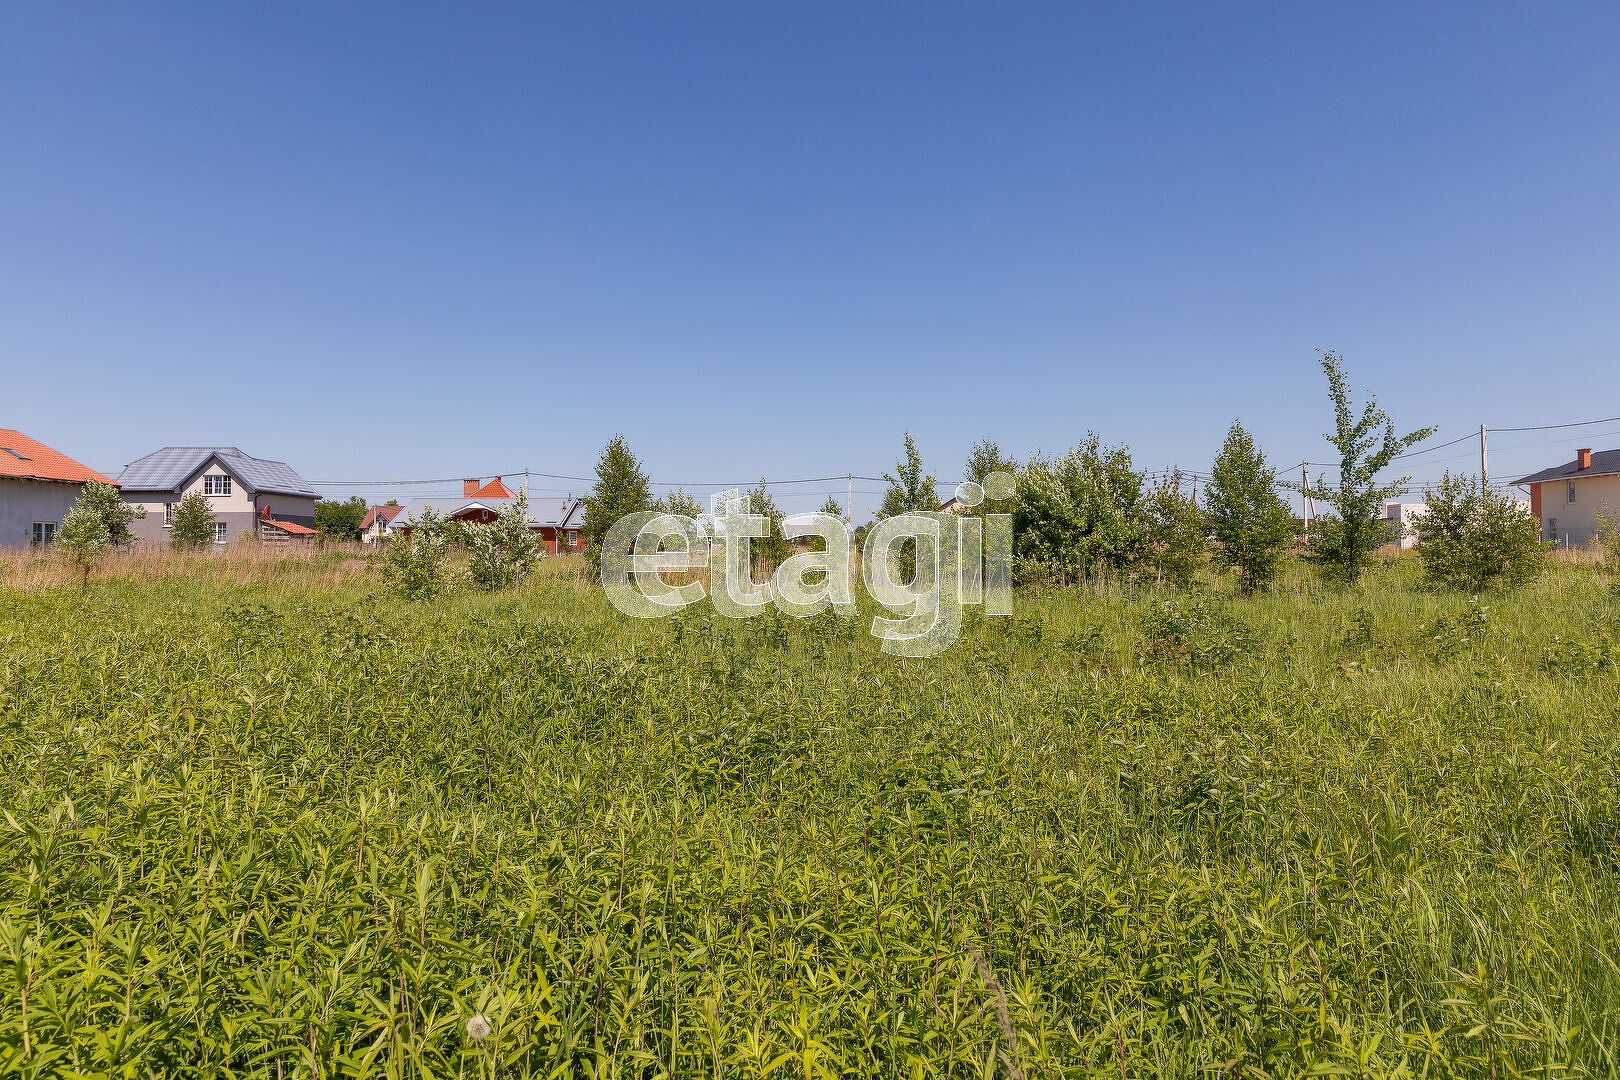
[[466, 1014, 492, 1041]]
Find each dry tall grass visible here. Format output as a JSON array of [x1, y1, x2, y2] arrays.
[[0, 541, 375, 592]]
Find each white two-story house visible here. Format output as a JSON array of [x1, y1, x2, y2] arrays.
[[117, 446, 318, 545]]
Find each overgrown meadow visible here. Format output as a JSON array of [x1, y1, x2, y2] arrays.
[[3, 550, 1620, 1077]]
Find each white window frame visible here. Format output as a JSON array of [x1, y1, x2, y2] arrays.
[[32, 521, 56, 545], [213, 521, 229, 544], [163, 502, 176, 526], [204, 474, 232, 496], [1567, 480, 1577, 505], [568, 529, 578, 546]]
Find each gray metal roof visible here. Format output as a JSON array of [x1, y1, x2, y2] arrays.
[[116, 447, 318, 498], [1511, 448, 1620, 486], [392, 495, 585, 530]]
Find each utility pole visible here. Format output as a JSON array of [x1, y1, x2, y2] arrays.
[[1479, 425, 1489, 493], [1301, 463, 1308, 530], [847, 472, 853, 522], [524, 467, 530, 498]]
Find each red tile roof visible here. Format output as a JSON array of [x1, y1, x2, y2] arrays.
[[0, 429, 116, 485], [472, 478, 516, 498], [360, 504, 404, 529], [264, 519, 317, 535]]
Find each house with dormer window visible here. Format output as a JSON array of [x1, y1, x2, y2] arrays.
[[116, 446, 318, 545]]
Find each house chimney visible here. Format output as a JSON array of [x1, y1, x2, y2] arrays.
[[1578, 448, 1593, 470], [463, 478, 481, 496]]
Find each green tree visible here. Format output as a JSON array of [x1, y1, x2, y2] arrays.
[[582, 434, 654, 549], [168, 491, 218, 549], [963, 438, 1017, 520], [56, 479, 146, 585], [965, 438, 1014, 485], [880, 433, 939, 516], [1013, 435, 1146, 585], [1205, 421, 1297, 592], [1416, 473, 1547, 589], [1301, 351, 1436, 583], [314, 496, 369, 541], [1143, 475, 1208, 590], [55, 506, 110, 586], [75, 480, 142, 547], [655, 488, 704, 518], [465, 491, 546, 590], [746, 480, 792, 570], [879, 434, 939, 582], [817, 495, 848, 522]]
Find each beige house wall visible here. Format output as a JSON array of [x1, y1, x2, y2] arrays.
[[1537, 473, 1620, 547]]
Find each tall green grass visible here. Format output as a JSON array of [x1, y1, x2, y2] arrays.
[[2, 557, 1618, 1076]]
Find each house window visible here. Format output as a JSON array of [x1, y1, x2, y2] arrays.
[[32, 521, 55, 545], [213, 522, 229, 544], [568, 530, 578, 546], [164, 502, 177, 526], [1549, 517, 1558, 540], [1567, 481, 1577, 505], [203, 474, 232, 496]]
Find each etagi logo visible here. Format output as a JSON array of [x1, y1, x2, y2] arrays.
[[602, 471, 1015, 657]]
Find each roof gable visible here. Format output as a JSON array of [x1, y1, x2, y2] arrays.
[[360, 505, 404, 529], [117, 446, 317, 498], [472, 478, 516, 498], [0, 429, 116, 485]]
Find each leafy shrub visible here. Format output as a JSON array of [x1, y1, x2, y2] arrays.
[[1139, 597, 1255, 669], [1337, 608, 1377, 652], [1537, 635, 1619, 676], [1013, 434, 1147, 584], [381, 505, 452, 599], [463, 492, 546, 591], [1058, 624, 1106, 661], [1421, 601, 1491, 660], [1595, 501, 1620, 573], [1416, 473, 1547, 589]]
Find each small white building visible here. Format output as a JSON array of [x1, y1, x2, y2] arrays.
[[1383, 502, 1429, 549]]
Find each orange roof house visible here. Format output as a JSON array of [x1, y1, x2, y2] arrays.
[[359, 503, 404, 543], [0, 429, 116, 547], [0, 429, 115, 486]]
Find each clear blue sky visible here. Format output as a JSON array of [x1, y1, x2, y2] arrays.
[[4, 3, 1617, 518]]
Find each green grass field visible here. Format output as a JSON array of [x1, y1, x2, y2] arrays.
[[3, 553, 1619, 1077]]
